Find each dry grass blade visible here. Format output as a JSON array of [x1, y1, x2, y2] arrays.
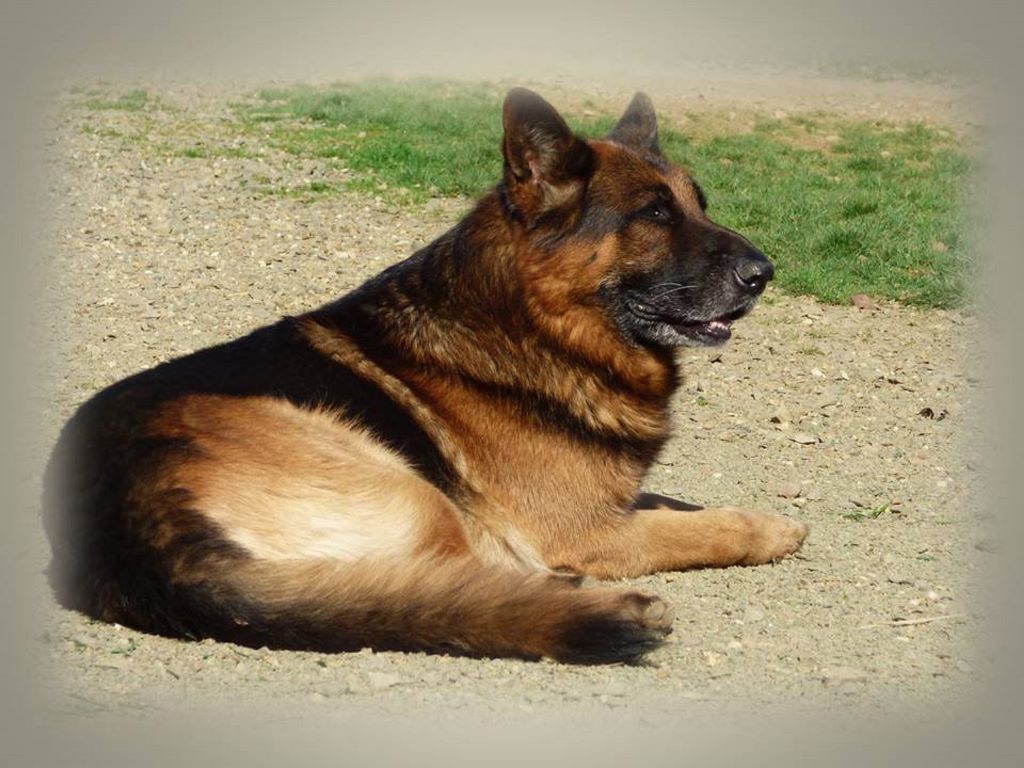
[[858, 613, 967, 629]]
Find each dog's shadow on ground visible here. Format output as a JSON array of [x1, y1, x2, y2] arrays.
[[633, 493, 704, 512]]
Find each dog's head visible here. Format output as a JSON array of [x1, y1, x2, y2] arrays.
[[500, 88, 773, 349]]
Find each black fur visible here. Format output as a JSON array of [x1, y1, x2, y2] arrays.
[[558, 612, 671, 665]]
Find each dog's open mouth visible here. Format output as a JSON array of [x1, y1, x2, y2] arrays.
[[675, 315, 736, 343], [627, 299, 752, 346]]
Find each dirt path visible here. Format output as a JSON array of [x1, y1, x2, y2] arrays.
[[523, 66, 976, 132], [35, 76, 986, 722]]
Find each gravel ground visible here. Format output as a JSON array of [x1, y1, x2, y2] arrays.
[[33, 77, 987, 723]]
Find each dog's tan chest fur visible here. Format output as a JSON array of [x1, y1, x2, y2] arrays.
[[412, 380, 651, 555]]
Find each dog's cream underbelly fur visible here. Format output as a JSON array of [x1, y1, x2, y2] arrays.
[[168, 396, 434, 562], [202, 483, 421, 562]]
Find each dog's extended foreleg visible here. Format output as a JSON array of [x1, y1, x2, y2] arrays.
[[547, 506, 808, 580]]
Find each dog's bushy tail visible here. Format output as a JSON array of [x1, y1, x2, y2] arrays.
[[205, 555, 673, 664]]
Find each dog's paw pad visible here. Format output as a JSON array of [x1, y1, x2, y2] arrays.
[[621, 592, 675, 632]]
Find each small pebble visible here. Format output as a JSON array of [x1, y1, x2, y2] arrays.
[[821, 666, 868, 685], [851, 294, 876, 309], [743, 605, 765, 624], [95, 658, 132, 672], [777, 482, 802, 499], [366, 672, 404, 691]]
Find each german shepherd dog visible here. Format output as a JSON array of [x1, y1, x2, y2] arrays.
[[44, 89, 808, 664]]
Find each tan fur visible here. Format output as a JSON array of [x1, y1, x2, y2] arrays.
[[226, 555, 674, 659], [151, 395, 470, 563], [298, 319, 479, 490], [545, 506, 809, 579]]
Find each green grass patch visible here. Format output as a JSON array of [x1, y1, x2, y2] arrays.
[[80, 124, 129, 140], [235, 81, 513, 202], [175, 143, 260, 159], [229, 80, 972, 308], [663, 120, 971, 308], [842, 503, 892, 522], [84, 88, 153, 112]]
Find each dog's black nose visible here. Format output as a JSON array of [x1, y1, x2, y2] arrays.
[[733, 253, 774, 293]]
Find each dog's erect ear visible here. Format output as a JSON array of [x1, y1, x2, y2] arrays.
[[502, 88, 593, 220], [606, 92, 660, 154]]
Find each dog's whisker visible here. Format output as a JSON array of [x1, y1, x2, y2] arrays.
[[650, 283, 698, 298]]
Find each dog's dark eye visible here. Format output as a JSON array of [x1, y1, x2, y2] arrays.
[[640, 201, 674, 224]]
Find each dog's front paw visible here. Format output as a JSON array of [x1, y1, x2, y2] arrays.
[[733, 509, 808, 565]]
